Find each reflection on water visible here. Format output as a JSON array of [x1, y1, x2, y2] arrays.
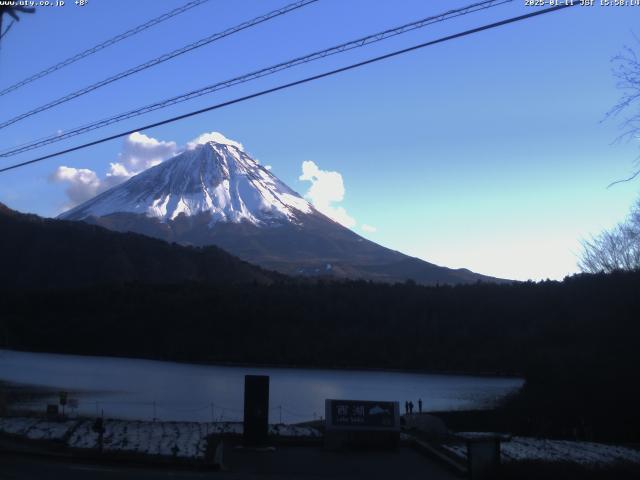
[[0, 349, 523, 423]]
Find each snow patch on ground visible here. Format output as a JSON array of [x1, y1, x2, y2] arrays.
[[67, 420, 98, 448], [24, 420, 78, 441], [0, 417, 40, 436], [442, 435, 640, 467], [1, 417, 322, 460], [123, 421, 204, 458], [502, 437, 640, 465], [0, 417, 76, 441], [269, 424, 322, 438]]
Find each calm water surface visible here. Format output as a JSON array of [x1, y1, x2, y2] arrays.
[[0, 349, 523, 423]]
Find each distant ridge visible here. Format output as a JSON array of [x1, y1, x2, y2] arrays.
[[0, 203, 280, 289]]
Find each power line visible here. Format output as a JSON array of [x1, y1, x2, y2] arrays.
[[0, 3, 577, 175], [0, 0, 318, 131], [0, 0, 512, 158], [0, 19, 15, 42], [0, 0, 211, 98]]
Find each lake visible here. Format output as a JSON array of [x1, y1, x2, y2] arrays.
[[0, 349, 523, 423]]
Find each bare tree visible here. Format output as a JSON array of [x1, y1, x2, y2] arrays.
[[580, 199, 640, 273], [0, 6, 35, 46], [607, 41, 640, 187], [579, 42, 640, 273]]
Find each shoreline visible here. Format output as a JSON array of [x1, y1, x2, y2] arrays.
[[0, 347, 524, 380]]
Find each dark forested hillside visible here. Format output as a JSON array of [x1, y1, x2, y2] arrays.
[[4, 272, 638, 374], [0, 203, 280, 288], [2, 270, 639, 440]]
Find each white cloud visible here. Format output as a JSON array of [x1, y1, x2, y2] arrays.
[[51, 132, 177, 210], [113, 132, 177, 175], [186, 131, 244, 151], [299, 160, 356, 228], [361, 224, 377, 233], [49, 166, 101, 207]]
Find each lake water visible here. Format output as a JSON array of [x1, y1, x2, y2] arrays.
[[0, 349, 523, 423]]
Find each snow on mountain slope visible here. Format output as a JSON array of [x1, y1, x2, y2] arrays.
[[60, 140, 312, 225]]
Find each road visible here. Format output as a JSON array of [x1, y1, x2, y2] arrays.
[[0, 446, 459, 480]]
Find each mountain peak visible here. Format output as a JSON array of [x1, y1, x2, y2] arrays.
[[186, 131, 244, 152], [60, 138, 313, 225]]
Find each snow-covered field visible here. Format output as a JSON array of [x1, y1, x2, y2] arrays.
[[442, 435, 640, 467], [0, 416, 322, 460], [5, 416, 638, 467], [67, 420, 210, 458]]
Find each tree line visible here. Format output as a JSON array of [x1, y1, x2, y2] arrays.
[[2, 269, 639, 441]]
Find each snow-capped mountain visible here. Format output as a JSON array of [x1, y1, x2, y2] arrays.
[[60, 140, 313, 226], [61, 135, 503, 285]]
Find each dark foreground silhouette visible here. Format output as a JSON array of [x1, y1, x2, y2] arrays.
[[1, 202, 639, 443]]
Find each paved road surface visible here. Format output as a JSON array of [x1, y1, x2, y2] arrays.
[[0, 446, 459, 480]]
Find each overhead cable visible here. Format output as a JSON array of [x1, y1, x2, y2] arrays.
[[0, 0, 318, 129], [0, 3, 576, 174], [0, 0, 212, 97], [0, 0, 510, 157]]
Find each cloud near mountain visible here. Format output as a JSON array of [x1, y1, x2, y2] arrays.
[[298, 160, 357, 229], [50, 132, 371, 232], [186, 132, 244, 151], [50, 132, 178, 209]]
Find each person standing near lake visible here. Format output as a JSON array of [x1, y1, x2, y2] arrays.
[[418, 398, 422, 414], [408, 401, 414, 415], [405, 401, 409, 415]]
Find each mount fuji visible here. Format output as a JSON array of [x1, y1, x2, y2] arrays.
[[60, 135, 500, 285]]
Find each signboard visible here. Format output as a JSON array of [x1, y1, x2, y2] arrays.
[[325, 399, 399, 431]]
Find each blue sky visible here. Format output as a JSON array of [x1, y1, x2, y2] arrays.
[[0, 0, 638, 281]]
